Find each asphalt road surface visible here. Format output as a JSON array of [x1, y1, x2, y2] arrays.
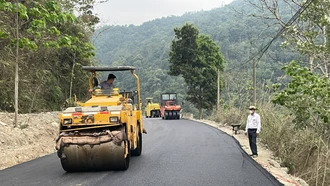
[[0, 119, 283, 186]]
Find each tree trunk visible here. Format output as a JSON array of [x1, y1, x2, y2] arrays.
[[198, 86, 203, 119], [14, 1, 19, 128], [252, 60, 256, 106], [322, 26, 328, 78], [309, 55, 314, 72], [69, 53, 76, 106], [198, 105, 202, 120], [29, 76, 44, 113], [217, 68, 220, 115]]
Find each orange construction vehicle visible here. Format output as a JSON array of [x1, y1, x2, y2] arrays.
[[160, 93, 181, 120]]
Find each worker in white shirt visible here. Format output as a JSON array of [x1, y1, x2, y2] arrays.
[[244, 106, 261, 158]]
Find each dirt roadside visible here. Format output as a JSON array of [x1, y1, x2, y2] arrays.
[[189, 117, 309, 186], [0, 112, 59, 170]]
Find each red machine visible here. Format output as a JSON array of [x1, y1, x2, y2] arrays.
[[160, 93, 181, 120]]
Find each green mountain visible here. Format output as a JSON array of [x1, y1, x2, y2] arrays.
[[92, 0, 298, 114]]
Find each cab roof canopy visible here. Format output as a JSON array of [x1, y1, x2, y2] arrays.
[[82, 66, 136, 72]]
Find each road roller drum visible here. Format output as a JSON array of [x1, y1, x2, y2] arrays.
[[56, 129, 129, 171]]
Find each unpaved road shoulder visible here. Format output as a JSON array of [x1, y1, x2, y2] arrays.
[[0, 112, 59, 170]]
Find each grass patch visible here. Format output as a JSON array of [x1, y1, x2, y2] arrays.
[[19, 123, 29, 129]]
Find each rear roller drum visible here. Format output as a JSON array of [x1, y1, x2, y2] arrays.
[[59, 131, 130, 171]]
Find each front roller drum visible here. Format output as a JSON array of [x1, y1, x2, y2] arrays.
[[60, 140, 129, 171], [56, 130, 130, 172]]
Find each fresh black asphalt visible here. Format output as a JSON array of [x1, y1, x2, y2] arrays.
[[0, 118, 283, 186]]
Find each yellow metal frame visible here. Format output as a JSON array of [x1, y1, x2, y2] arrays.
[[131, 70, 141, 110], [59, 66, 143, 152]]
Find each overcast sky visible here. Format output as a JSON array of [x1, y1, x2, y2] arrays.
[[94, 0, 233, 26]]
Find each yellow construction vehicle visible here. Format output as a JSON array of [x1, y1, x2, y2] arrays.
[[55, 66, 145, 172], [144, 98, 161, 118]]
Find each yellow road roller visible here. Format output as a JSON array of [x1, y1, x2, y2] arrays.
[[144, 98, 161, 118], [55, 66, 145, 172]]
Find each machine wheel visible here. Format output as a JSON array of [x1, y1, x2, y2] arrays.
[[169, 112, 173, 119], [164, 111, 168, 120], [173, 112, 177, 119], [59, 129, 130, 171], [131, 127, 142, 156]]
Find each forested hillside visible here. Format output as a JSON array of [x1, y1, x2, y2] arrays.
[[0, 0, 298, 114], [92, 0, 298, 114]]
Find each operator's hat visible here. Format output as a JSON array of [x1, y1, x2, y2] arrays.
[[248, 106, 257, 110], [107, 74, 116, 80]]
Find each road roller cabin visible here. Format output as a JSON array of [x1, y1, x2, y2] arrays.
[[55, 66, 145, 172], [160, 93, 181, 120]]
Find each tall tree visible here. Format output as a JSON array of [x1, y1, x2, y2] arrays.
[[0, 1, 95, 126], [169, 23, 225, 119]]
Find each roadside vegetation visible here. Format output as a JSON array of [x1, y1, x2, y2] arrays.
[[0, 0, 100, 114], [213, 1, 330, 185], [212, 103, 330, 186]]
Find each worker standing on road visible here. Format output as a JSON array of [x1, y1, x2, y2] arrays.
[[244, 106, 261, 158]]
